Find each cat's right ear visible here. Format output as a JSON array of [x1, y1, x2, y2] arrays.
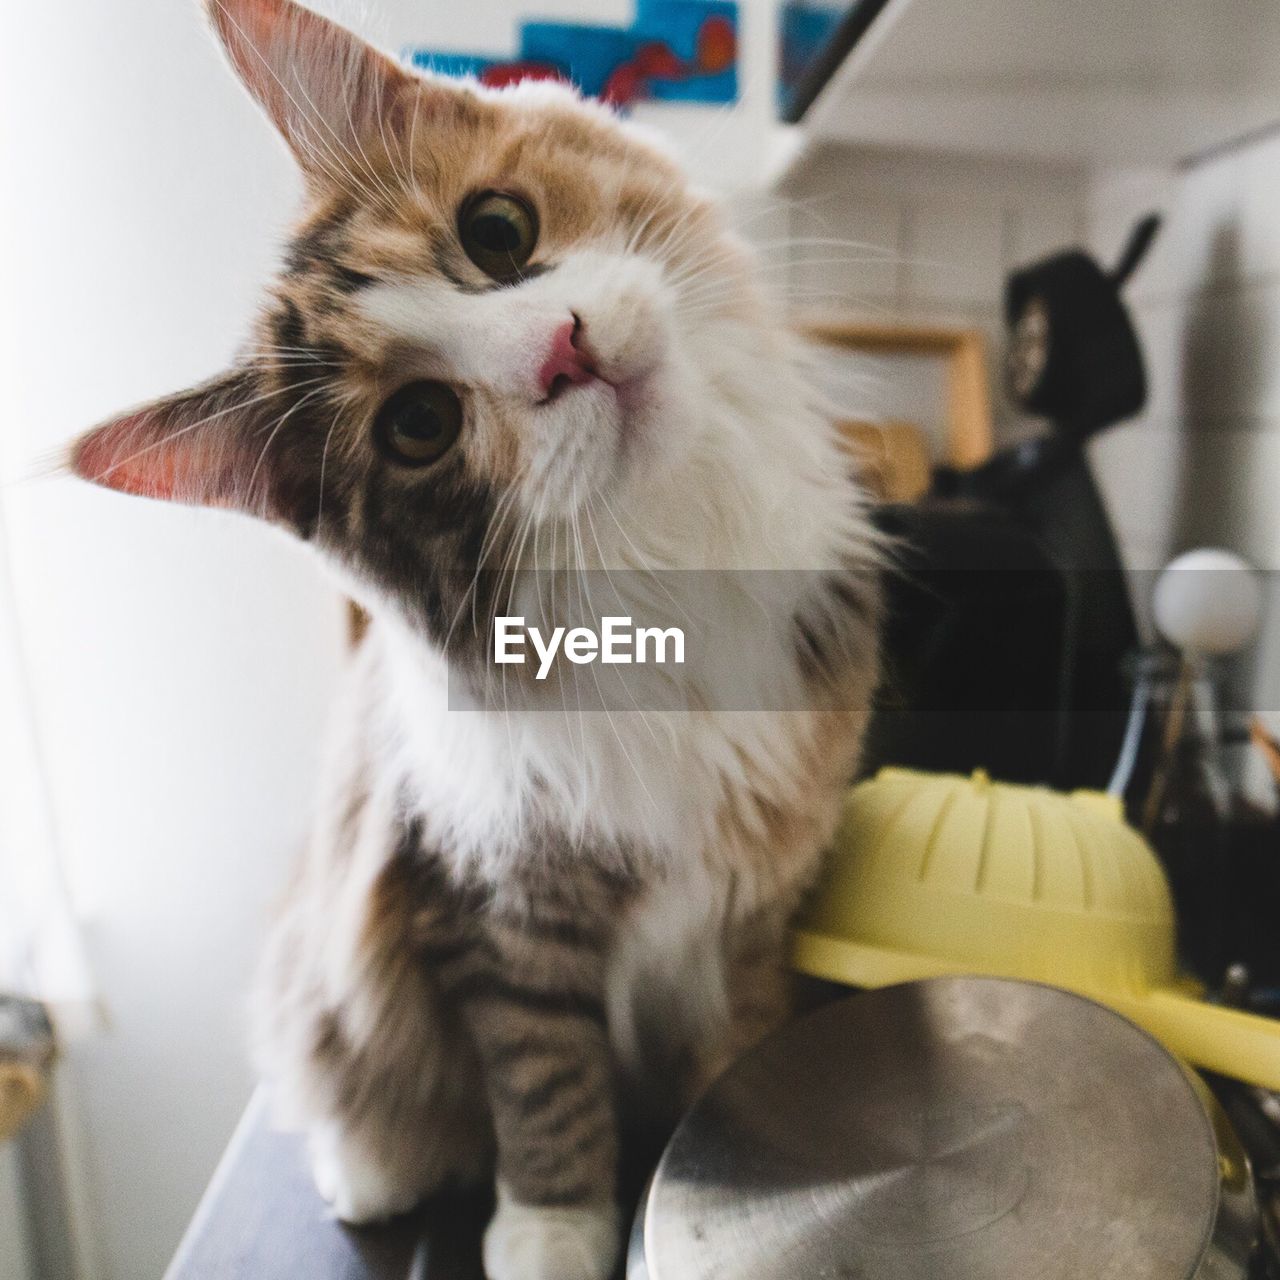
[[69, 369, 279, 518], [205, 0, 421, 182]]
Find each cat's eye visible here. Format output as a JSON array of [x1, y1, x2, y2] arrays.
[[374, 381, 462, 467], [459, 191, 538, 282]]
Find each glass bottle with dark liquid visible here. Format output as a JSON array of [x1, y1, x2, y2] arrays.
[[1109, 648, 1232, 980]]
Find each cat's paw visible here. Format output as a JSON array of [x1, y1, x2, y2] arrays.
[[309, 1126, 421, 1225], [482, 1183, 619, 1280]]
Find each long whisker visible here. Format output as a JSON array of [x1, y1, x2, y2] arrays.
[[582, 493, 660, 742]]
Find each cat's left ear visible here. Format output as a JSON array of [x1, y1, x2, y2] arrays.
[[70, 369, 279, 517], [206, 0, 423, 181]]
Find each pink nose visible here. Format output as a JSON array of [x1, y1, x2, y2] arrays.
[[539, 315, 598, 400]]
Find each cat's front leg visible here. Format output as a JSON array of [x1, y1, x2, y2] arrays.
[[453, 914, 621, 1280]]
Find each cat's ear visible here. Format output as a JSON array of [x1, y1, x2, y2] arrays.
[[70, 370, 277, 517], [206, 0, 418, 180]]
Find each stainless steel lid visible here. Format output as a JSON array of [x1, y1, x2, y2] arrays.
[[632, 977, 1226, 1279]]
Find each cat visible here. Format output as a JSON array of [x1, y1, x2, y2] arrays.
[[69, 2, 881, 1277]]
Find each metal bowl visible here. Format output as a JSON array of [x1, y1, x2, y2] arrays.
[[630, 977, 1256, 1279]]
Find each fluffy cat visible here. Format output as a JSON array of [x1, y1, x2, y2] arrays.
[[70, 2, 880, 1276]]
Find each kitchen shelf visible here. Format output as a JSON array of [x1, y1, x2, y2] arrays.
[[796, 0, 1280, 167]]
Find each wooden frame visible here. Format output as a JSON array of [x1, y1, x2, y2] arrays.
[[798, 318, 996, 469]]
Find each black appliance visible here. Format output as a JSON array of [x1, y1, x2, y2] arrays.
[[865, 217, 1161, 791]]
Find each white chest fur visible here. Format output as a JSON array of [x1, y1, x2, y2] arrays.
[[381, 636, 819, 875]]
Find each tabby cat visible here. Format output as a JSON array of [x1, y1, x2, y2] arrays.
[[70, 2, 880, 1276]]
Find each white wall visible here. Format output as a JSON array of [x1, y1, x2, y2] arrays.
[[1086, 132, 1280, 722], [364, 0, 633, 58], [1087, 142, 1280, 572], [0, 2, 347, 1277]]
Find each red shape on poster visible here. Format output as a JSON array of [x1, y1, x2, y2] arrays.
[[634, 41, 683, 79], [697, 16, 736, 73], [479, 60, 565, 90], [601, 61, 645, 106]]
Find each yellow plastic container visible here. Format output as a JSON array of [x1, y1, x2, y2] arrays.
[[793, 767, 1280, 1090]]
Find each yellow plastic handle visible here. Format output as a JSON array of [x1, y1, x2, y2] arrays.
[[791, 931, 1280, 1092], [1113, 989, 1280, 1092]]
